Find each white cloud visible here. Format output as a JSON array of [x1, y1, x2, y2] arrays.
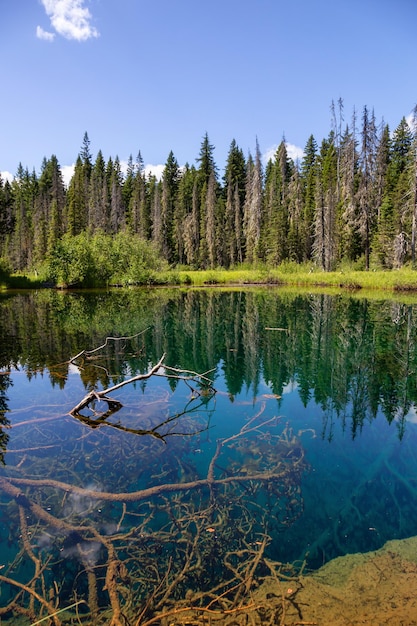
[[406, 109, 417, 132], [61, 162, 165, 187], [36, 25, 56, 41], [61, 163, 75, 187], [1, 171, 13, 183], [118, 160, 164, 181], [144, 164, 164, 180], [263, 142, 304, 165], [286, 143, 305, 162], [39, 0, 99, 42]]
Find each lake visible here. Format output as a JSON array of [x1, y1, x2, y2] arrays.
[[1, 287, 417, 624]]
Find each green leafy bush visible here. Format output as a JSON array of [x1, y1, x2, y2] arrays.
[[47, 231, 168, 287]]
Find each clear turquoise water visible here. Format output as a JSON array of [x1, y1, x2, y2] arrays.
[[1, 288, 417, 620]]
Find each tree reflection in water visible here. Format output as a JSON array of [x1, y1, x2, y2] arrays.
[[1, 288, 417, 623]]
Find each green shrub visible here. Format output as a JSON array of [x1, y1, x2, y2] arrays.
[[47, 231, 168, 288]]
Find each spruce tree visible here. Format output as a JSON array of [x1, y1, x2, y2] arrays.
[[205, 170, 217, 268], [0, 176, 14, 259], [410, 107, 417, 264], [122, 154, 135, 211], [357, 106, 378, 270], [109, 156, 125, 233], [287, 164, 304, 261], [383, 118, 413, 266], [183, 177, 200, 267], [243, 140, 263, 264], [128, 156, 148, 238], [161, 151, 180, 262], [196, 134, 218, 268], [88, 151, 108, 232], [261, 141, 291, 264], [313, 136, 338, 270], [338, 124, 360, 261], [150, 176, 163, 254], [174, 164, 196, 265], [223, 140, 246, 266], [67, 156, 87, 235], [300, 135, 318, 261], [8, 166, 37, 270], [34, 155, 65, 260]]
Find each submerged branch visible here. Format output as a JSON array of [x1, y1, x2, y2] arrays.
[[5, 469, 289, 504], [69, 355, 166, 416], [68, 333, 217, 417]]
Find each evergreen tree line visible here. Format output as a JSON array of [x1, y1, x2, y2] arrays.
[[1, 101, 417, 276]]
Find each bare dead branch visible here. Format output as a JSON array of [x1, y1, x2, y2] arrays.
[[69, 355, 166, 416]]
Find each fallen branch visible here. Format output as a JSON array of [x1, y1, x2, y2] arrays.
[[0, 574, 61, 626], [69, 342, 216, 417], [4, 469, 289, 504], [69, 355, 166, 416], [0, 350, 306, 625]]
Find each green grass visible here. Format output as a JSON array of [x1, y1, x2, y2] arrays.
[[3, 262, 417, 293], [174, 264, 417, 292]]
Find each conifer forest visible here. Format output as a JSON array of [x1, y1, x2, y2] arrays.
[[1, 102, 417, 284]]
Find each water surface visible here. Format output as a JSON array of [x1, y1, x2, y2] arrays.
[[1, 287, 417, 623]]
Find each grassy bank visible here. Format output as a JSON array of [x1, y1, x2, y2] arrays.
[[3, 263, 417, 292], [175, 264, 417, 292]]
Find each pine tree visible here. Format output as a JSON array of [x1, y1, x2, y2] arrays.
[[196, 133, 217, 185], [34, 155, 66, 260], [300, 135, 318, 261], [161, 151, 180, 262], [80, 132, 93, 177], [313, 136, 338, 270], [67, 157, 86, 235], [0, 176, 14, 259], [262, 140, 291, 264], [287, 164, 304, 261], [109, 156, 125, 233], [196, 134, 218, 268], [79, 132, 93, 226], [8, 166, 37, 270], [128, 154, 148, 238], [223, 140, 246, 266], [174, 164, 196, 265], [88, 151, 108, 232], [205, 170, 217, 268], [374, 124, 391, 215], [410, 107, 417, 264], [388, 117, 414, 266], [183, 177, 200, 267], [122, 154, 135, 211], [338, 122, 360, 261], [373, 194, 395, 267], [243, 140, 263, 263], [371, 123, 391, 265], [357, 106, 378, 270], [150, 176, 163, 253]]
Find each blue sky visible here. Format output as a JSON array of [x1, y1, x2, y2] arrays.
[[1, 0, 416, 185]]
